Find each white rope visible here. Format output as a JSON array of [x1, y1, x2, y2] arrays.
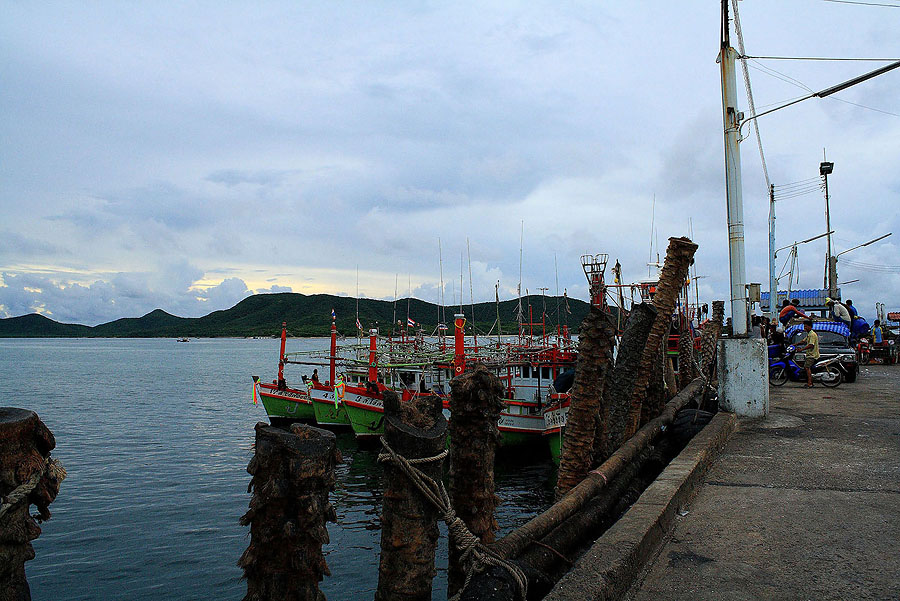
[[0, 457, 66, 519], [377, 438, 528, 600]]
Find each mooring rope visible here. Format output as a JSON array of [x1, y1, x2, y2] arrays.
[[377, 437, 528, 601], [0, 457, 66, 520]]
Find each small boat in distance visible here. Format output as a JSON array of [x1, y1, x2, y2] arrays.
[[177, 338, 189, 342]]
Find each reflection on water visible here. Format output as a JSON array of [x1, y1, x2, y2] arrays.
[[0, 338, 555, 600]]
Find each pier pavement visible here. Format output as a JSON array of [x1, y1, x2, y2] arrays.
[[627, 365, 900, 601]]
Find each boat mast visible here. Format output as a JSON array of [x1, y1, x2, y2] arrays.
[[277, 321, 287, 387], [517, 221, 524, 339], [467, 238, 477, 348], [439, 238, 445, 347], [329, 317, 337, 385]]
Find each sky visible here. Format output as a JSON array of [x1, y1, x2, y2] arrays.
[[1, 1, 898, 326]]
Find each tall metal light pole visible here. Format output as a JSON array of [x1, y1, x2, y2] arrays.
[[720, 0, 748, 336], [820, 158, 835, 298], [768, 183, 777, 319]]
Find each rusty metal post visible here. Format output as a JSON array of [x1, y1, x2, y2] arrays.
[[604, 303, 657, 460], [375, 391, 447, 601], [239, 422, 340, 601], [556, 306, 617, 499], [0, 408, 65, 601], [447, 364, 504, 597], [624, 237, 698, 440]]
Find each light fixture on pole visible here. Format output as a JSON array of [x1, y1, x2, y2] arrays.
[[820, 158, 836, 298]]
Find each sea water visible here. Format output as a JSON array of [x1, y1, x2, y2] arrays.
[[0, 338, 555, 600]]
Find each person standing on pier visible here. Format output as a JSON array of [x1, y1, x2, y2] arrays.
[[799, 320, 820, 388]]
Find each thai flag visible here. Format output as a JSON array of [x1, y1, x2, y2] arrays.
[[407, 317, 416, 327], [331, 309, 336, 320], [356, 318, 363, 330]]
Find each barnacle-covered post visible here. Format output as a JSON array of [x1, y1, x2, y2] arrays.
[[0, 408, 65, 601], [677, 329, 698, 390], [624, 237, 698, 439], [239, 422, 340, 601], [555, 306, 617, 499], [700, 300, 726, 378], [375, 391, 447, 601], [447, 364, 504, 597], [603, 303, 657, 460]]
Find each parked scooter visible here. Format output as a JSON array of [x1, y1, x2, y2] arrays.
[[769, 344, 843, 387]]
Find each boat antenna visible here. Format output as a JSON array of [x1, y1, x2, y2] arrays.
[[554, 253, 561, 331], [406, 273, 411, 338], [459, 251, 464, 315], [393, 273, 398, 338], [356, 264, 360, 345], [439, 237, 445, 332], [649, 194, 656, 277], [495, 280, 502, 345], [467, 238, 477, 345], [517, 220, 524, 335]]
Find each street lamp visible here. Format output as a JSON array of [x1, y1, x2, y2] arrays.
[[820, 159, 835, 298], [833, 233, 893, 289]]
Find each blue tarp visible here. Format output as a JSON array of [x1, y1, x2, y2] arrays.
[[785, 321, 851, 339]]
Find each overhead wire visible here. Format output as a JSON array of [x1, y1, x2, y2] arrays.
[[825, 95, 900, 117], [743, 55, 900, 62], [730, 0, 770, 189], [821, 0, 900, 7]]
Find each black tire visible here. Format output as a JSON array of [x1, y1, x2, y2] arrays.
[[844, 367, 857, 383], [820, 365, 842, 388], [859, 352, 870, 366], [769, 366, 788, 386]]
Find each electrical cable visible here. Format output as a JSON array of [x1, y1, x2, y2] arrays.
[[743, 55, 900, 62], [821, 0, 900, 7], [730, 0, 770, 189], [825, 95, 900, 117]]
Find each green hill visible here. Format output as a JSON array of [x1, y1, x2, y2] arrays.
[[0, 292, 592, 338], [0, 313, 92, 337]]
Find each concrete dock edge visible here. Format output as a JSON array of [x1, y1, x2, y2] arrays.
[[544, 411, 738, 601]]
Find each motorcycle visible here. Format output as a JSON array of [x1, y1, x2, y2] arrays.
[[769, 344, 843, 387], [856, 338, 871, 365]]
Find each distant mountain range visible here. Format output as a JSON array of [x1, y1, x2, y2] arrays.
[[0, 292, 592, 338]]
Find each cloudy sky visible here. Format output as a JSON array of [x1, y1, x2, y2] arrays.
[[2, 1, 898, 326]]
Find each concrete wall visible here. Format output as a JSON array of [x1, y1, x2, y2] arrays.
[[717, 337, 769, 417]]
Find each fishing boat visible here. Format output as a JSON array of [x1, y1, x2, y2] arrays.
[[254, 310, 577, 450], [252, 324, 315, 424]]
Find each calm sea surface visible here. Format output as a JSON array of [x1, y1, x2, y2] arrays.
[[0, 338, 556, 600]]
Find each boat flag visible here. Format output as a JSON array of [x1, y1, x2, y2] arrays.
[[407, 317, 416, 327], [252, 376, 259, 405], [356, 317, 363, 330], [331, 308, 336, 320]]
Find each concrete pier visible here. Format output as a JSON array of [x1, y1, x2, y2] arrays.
[[628, 365, 900, 600]]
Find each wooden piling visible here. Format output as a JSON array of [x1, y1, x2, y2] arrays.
[[375, 391, 447, 601], [447, 365, 504, 597], [700, 300, 725, 378], [555, 306, 617, 499], [239, 422, 341, 601], [0, 408, 65, 601], [643, 341, 671, 426], [603, 303, 657, 460], [623, 237, 698, 440], [677, 329, 698, 390], [491, 378, 706, 562]]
